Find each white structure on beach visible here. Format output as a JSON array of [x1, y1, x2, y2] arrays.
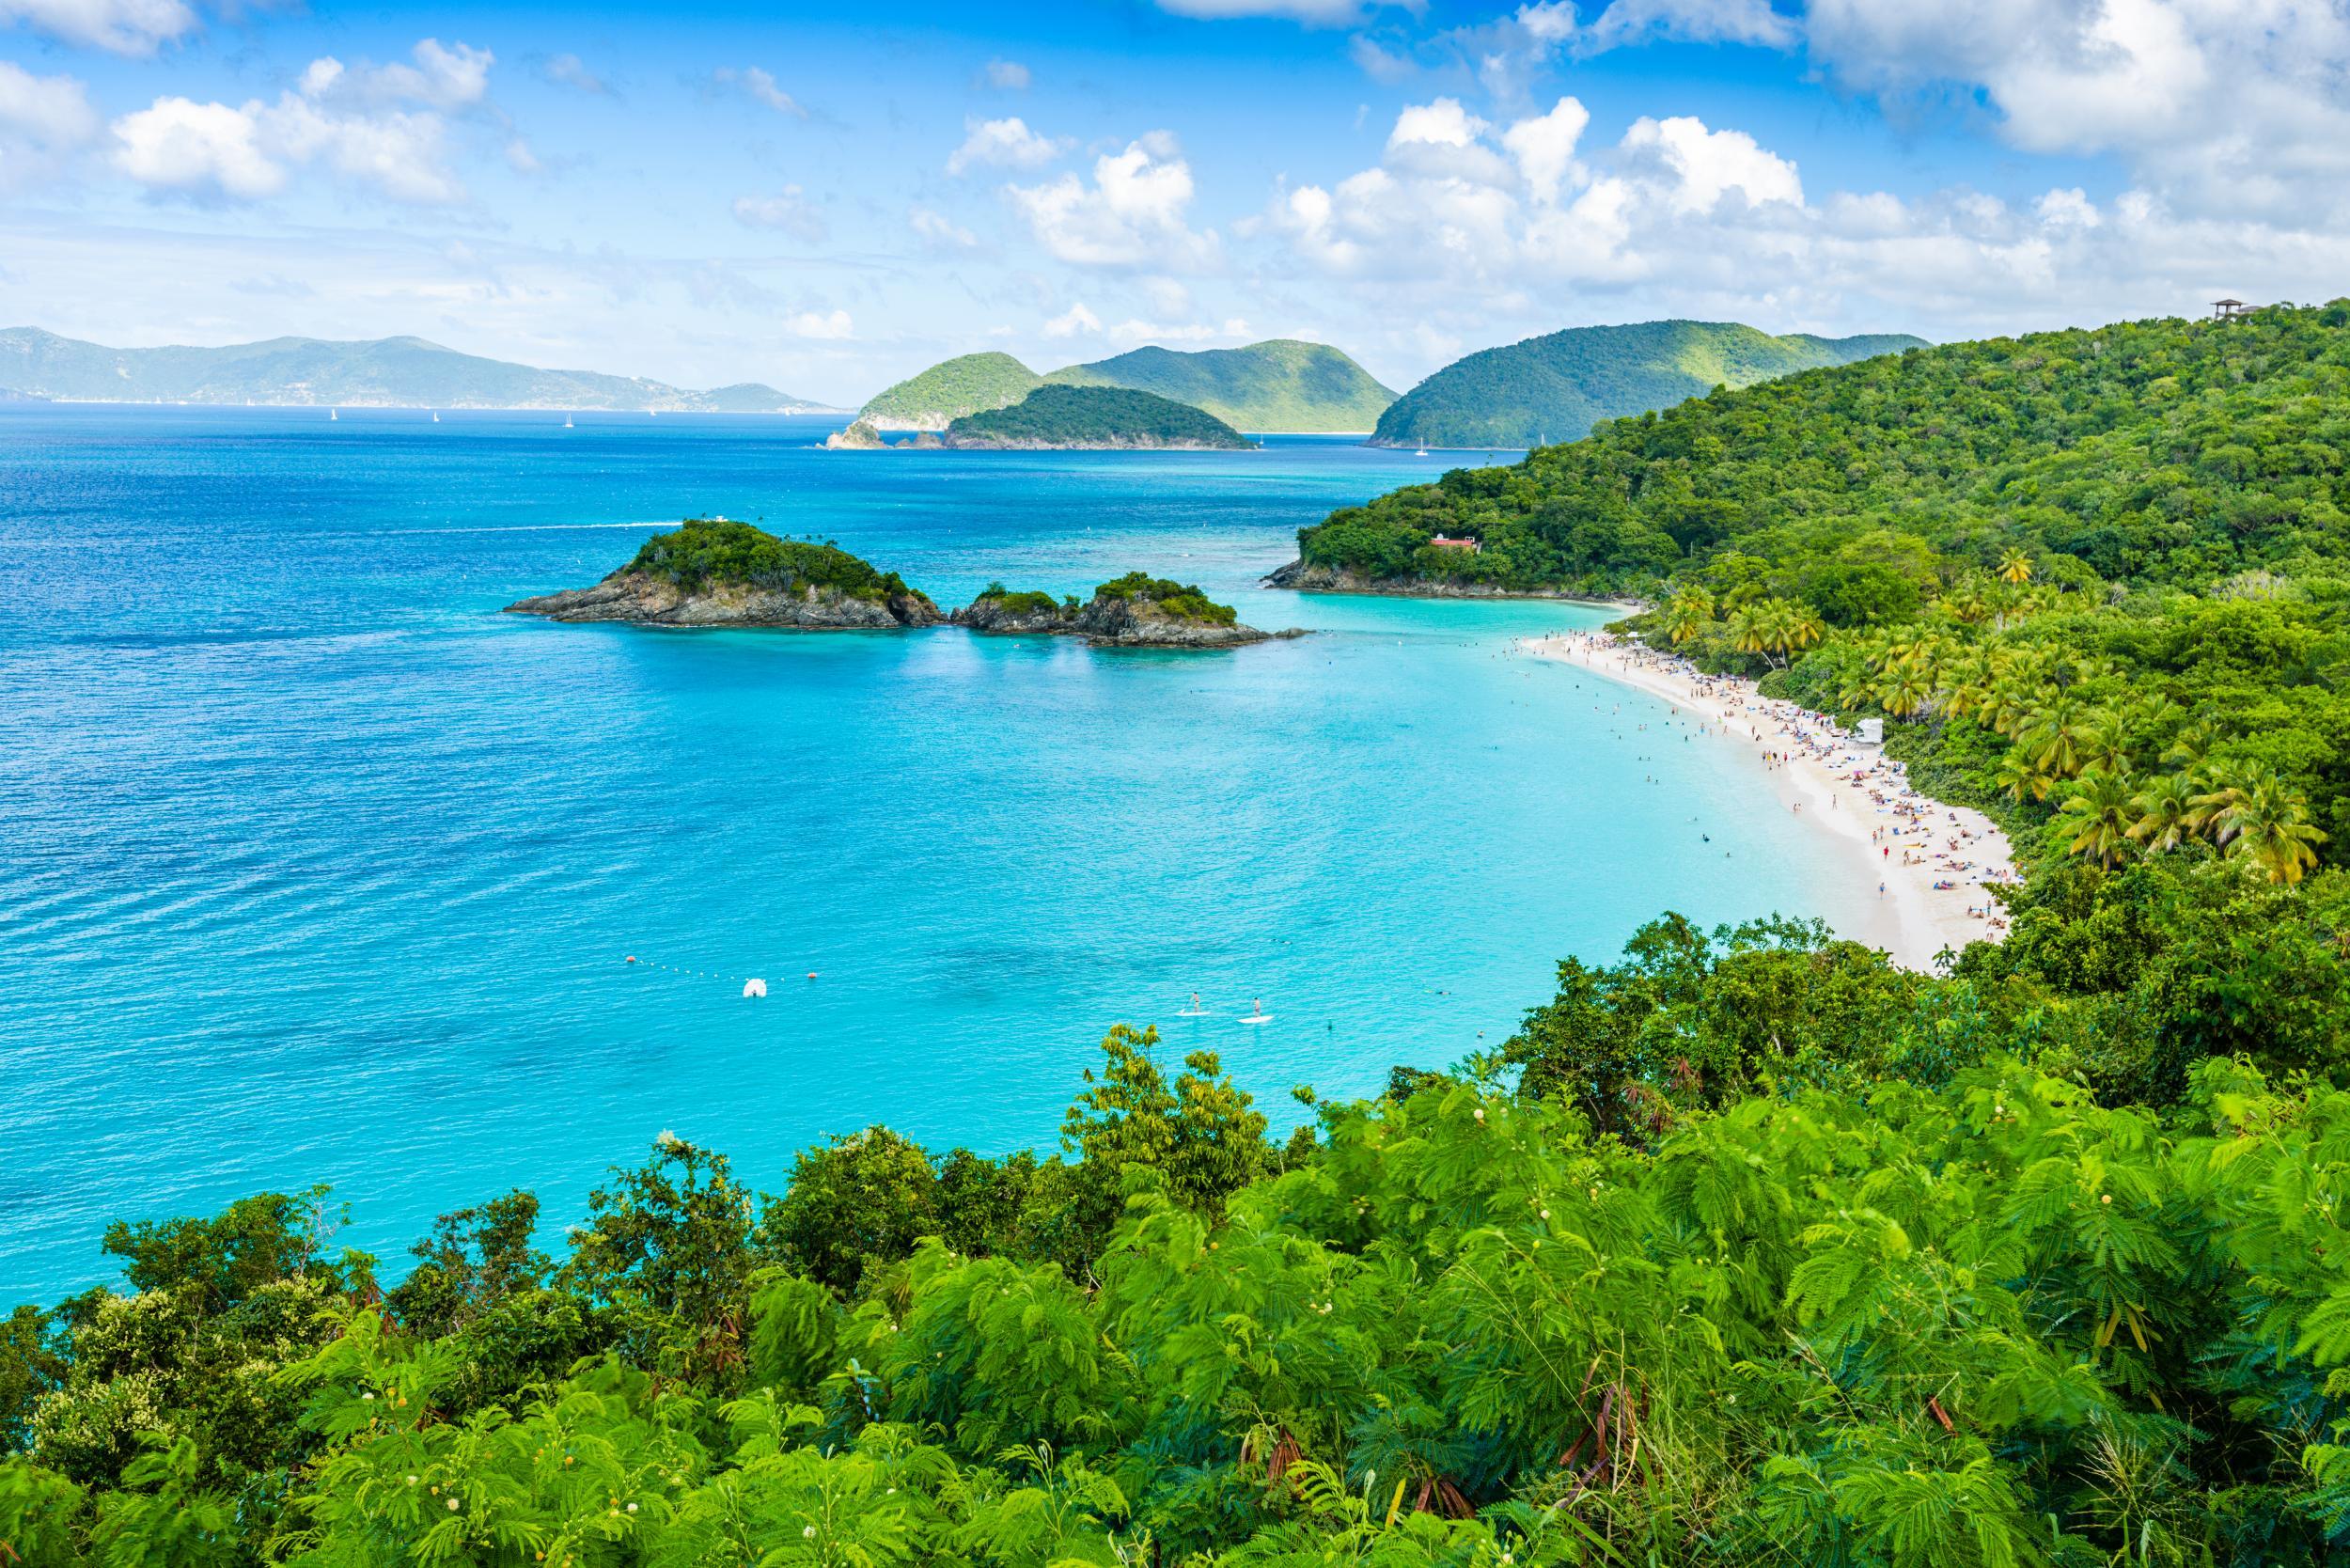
[[1857, 717, 1885, 746]]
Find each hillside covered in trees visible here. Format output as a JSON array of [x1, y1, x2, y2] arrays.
[[859, 341, 1393, 433], [944, 384, 1251, 449], [1045, 339, 1396, 431], [23, 306, 2350, 1565], [1366, 320, 1922, 450]]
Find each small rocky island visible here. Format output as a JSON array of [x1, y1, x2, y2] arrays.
[[952, 573, 1295, 648], [505, 517, 942, 628], [942, 385, 1253, 450]]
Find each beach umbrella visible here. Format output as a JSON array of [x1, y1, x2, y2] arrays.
[[743, 978, 768, 998]]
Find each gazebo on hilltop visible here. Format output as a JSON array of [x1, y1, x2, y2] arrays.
[[2213, 298, 2253, 322]]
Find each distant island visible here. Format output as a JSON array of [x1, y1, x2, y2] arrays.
[[0, 328, 847, 414], [953, 572, 1292, 647], [1367, 320, 1925, 449], [940, 385, 1252, 450], [507, 519, 1287, 648], [505, 519, 941, 628], [856, 339, 1393, 433]]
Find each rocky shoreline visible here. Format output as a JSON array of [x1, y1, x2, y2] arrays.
[[1264, 558, 1637, 606], [952, 588, 1295, 648], [505, 572, 944, 629]]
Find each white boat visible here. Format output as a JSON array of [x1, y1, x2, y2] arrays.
[[1415, 447, 1429, 457], [329, 408, 338, 421], [431, 411, 440, 423], [564, 414, 574, 429]]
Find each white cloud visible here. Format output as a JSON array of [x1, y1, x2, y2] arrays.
[[909, 206, 978, 248], [505, 137, 541, 176], [1006, 134, 1220, 269], [714, 67, 806, 118], [109, 38, 490, 205], [733, 186, 827, 241], [1388, 97, 1489, 149], [785, 308, 854, 339], [947, 116, 1068, 176], [1261, 105, 1799, 291], [0, 61, 97, 188], [1154, 0, 1370, 22], [983, 58, 1030, 89], [113, 96, 283, 197], [1044, 302, 1101, 336], [1805, 0, 2350, 221], [1619, 115, 1802, 212], [2036, 186, 2101, 228], [1500, 95, 1589, 203], [0, 0, 195, 55]]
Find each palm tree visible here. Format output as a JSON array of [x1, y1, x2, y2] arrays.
[[1998, 548, 2034, 585], [2127, 772, 2201, 853], [1660, 587, 1714, 645], [1980, 676, 2038, 738], [2060, 769, 2138, 867], [1942, 577, 1989, 625], [1784, 604, 1825, 659], [1877, 657, 1935, 718], [2162, 718, 2217, 770], [1725, 604, 1768, 663], [2074, 713, 2132, 776], [2191, 761, 2329, 885], [1994, 748, 2055, 804], [2023, 693, 2093, 778]]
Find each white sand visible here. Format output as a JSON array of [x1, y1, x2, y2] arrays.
[[1522, 630, 2016, 973]]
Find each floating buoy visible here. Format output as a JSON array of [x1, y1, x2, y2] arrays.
[[807, 971, 818, 980], [625, 956, 636, 964], [743, 978, 768, 998]]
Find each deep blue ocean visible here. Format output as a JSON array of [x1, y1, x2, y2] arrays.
[[0, 406, 1867, 1304]]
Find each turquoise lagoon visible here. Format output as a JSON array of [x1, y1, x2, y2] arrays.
[[0, 408, 1875, 1303]]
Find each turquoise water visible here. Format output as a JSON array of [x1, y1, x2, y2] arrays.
[[0, 406, 1866, 1305]]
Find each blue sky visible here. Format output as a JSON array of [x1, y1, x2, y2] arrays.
[[4, 0, 2347, 403]]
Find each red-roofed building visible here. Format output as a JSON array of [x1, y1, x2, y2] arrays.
[[1430, 534, 1481, 554]]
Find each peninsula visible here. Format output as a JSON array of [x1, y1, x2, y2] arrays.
[[854, 339, 1393, 432], [505, 518, 941, 628], [952, 573, 1292, 647]]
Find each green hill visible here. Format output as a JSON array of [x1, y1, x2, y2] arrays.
[[943, 384, 1251, 449], [1368, 320, 1924, 449], [858, 352, 1042, 431], [1045, 338, 1396, 431], [0, 327, 842, 412]]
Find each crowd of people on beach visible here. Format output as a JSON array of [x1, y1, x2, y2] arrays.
[[1525, 630, 2016, 936]]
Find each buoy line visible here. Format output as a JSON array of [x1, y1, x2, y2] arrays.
[[624, 954, 817, 996]]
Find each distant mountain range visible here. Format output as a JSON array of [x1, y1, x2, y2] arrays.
[[858, 340, 1397, 433], [0, 329, 846, 413], [1369, 321, 1927, 449]]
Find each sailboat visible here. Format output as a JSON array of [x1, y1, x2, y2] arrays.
[[1415, 446, 1429, 457], [431, 411, 440, 423], [563, 414, 574, 429], [329, 408, 338, 421]]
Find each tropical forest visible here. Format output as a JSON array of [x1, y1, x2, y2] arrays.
[[21, 306, 2350, 1566]]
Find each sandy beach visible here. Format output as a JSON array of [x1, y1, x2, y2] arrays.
[[1521, 629, 2017, 972]]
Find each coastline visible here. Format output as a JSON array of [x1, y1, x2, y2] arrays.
[[1522, 629, 2016, 973]]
